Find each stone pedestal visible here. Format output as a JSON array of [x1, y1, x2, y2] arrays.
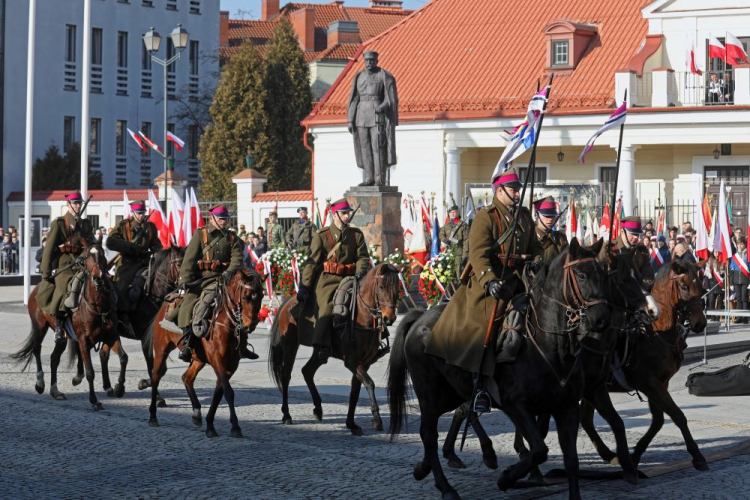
[[345, 186, 403, 260]]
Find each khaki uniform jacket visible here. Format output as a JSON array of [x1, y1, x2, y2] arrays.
[[615, 237, 655, 291], [298, 223, 370, 346], [536, 227, 561, 265], [426, 197, 543, 376], [285, 219, 316, 251], [268, 223, 284, 250], [36, 212, 96, 315], [106, 217, 163, 310], [440, 219, 470, 268], [176, 224, 244, 328]]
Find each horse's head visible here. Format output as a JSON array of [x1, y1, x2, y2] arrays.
[[655, 260, 707, 333], [224, 268, 264, 333], [82, 240, 106, 278], [149, 245, 186, 298], [602, 248, 660, 321], [362, 263, 401, 327]]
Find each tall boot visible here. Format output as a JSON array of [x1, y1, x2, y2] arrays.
[[54, 313, 67, 344], [178, 327, 195, 363], [63, 271, 84, 310]]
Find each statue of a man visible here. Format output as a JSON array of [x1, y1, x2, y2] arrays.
[[347, 51, 398, 187]]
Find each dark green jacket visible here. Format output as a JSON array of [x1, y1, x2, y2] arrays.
[[285, 219, 317, 251]]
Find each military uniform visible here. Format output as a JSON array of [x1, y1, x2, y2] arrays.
[[106, 201, 162, 311], [426, 169, 543, 376], [297, 199, 370, 352], [37, 205, 96, 317], [439, 206, 470, 274], [533, 197, 562, 265], [616, 216, 656, 291], [285, 208, 316, 251], [267, 212, 285, 250]]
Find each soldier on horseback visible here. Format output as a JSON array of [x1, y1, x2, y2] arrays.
[[425, 168, 543, 412], [285, 207, 316, 251], [106, 200, 162, 318], [296, 198, 372, 363], [534, 196, 564, 264], [439, 205, 469, 275], [616, 216, 656, 290], [37, 191, 97, 344], [174, 205, 257, 362]]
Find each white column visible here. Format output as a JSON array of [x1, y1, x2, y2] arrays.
[[23, 0, 37, 304], [615, 145, 639, 216], [734, 66, 750, 105], [444, 147, 464, 212]]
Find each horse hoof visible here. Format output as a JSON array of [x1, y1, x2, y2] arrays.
[[149, 418, 159, 427], [693, 460, 709, 471], [106, 388, 115, 397], [629, 453, 641, 467], [483, 453, 498, 470], [348, 424, 364, 436], [413, 462, 431, 481], [137, 379, 150, 391], [50, 386, 66, 400], [446, 457, 466, 469], [206, 428, 219, 438], [528, 469, 544, 485], [92, 402, 103, 411], [72, 375, 84, 386], [230, 428, 243, 439], [442, 491, 461, 500], [624, 470, 639, 485], [35, 382, 45, 394], [372, 418, 384, 431], [157, 398, 167, 408], [497, 470, 514, 491], [610, 456, 620, 466], [114, 384, 125, 398], [313, 407, 323, 421], [282, 416, 293, 425], [192, 416, 202, 427]]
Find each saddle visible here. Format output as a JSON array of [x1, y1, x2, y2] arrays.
[[332, 276, 356, 329], [164, 289, 183, 323], [496, 293, 527, 364]]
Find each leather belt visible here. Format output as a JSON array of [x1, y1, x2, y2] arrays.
[[323, 261, 356, 276], [496, 253, 530, 267], [197, 260, 229, 272]]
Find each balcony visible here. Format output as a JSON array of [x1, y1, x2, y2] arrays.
[[619, 66, 750, 108]]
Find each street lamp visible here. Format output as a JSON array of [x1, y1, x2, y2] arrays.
[[143, 24, 189, 217], [713, 145, 721, 160], [557, 148, 564, 162]]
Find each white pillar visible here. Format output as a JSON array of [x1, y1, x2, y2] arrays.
[[444, 147, 464, 213], [615, 70, 636, 107], [735, 65, 750, 105], [615, 145, 639, 216], [23, 0, 37, 304], [651, 68, 674, 107]]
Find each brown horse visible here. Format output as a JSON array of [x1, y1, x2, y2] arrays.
[[583, 259, 708, 470], [146, 268, 263, 438], [269, 263, 401, 435], [13, 241, 118, 410]]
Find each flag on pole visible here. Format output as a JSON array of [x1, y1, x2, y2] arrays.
[[190, 188, 204, 228], [168, 187, 185, 246], [127, 128, 147, 152], [710, 207, 719, 253], [613, 198, 623, 237], [599, 203, 611, 240], [727, 198, 734, 225], [717, 179, 734, 264], [579, 102, 627, 164], [575, 211, 584, 243], [123, 190, 131, 218], [147, 189, 169, 248], [695, 190, 710, 261], [726, 32, 749, 64], [566, 197, 577, 242], [657, 208, 665, 237], [139, 131, 163, 153], [179, 188, 193, 247], [431, 216, 441, 258], [166, 131, 185, 152], [584, 209, 593, 245], [702, 193, 712, 232], [709, 36, 727, 63], [420, 195, 432, 235]]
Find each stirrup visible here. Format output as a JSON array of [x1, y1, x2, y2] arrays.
[[472, 389, 492, 414], [373, 342, 391, 362]]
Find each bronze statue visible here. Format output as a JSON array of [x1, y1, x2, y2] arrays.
[[347, 51, 398, 187]]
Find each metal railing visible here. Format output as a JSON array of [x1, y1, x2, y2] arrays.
[[659, 70, 735, 107]]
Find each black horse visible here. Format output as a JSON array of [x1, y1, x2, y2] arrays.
[[388, 238, 610, 500]]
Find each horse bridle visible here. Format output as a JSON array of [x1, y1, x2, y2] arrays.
[[147, 251, 183, 299], [655, 271, 702, 326], [78, 253, 114, 324], [357, 273, 399, 334], [211, 273, 261, 345]]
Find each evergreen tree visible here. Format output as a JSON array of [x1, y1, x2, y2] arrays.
[[32, 142, 103, 190], [199, 43, 270, 201], [263, 18, 313, 190]]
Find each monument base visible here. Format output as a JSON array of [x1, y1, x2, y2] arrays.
[[345, 186, 403, 261]]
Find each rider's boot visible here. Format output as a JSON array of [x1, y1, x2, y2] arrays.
[[178, 327, 195, 363], [54, 312, 68, 344], [373, 340, 391, 362], [241, 343, 259, 360]]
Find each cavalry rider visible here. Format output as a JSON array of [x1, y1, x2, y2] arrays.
[[534, 196, 564, 264], [175, 205, 256, 362], [296, 198, 371, 363], [425, 168, 543, 412], [37, 191, 97, 344], [439, 204, 469, 275], [285, 206, 316, 252], [106, 200, 162, 315], [267, 211, 285, 250], [616, 216, 656, 291]]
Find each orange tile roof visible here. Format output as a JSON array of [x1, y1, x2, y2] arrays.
[[316, 43, 361, 61], [7, 189, 155, 203], [252, 190, 313, 202], [305, 0, 653, 125]]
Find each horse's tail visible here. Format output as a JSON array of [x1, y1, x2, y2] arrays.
[[268, 297, 293, 392], [11, 326, 44, 372], [387, 307, 425, 438]]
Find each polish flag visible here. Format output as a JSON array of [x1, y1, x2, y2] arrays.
[[726, 33, 749, 64], [189, 188, 204, 229], [709, 36, 727, 63], [128, 128, 147, 152], [179, 188, 192, 247], [147, 189, 170, 248], [689, 48, 703, 76], [169, 188, 185, 246], [717, 179, 734, 265], [166, 131, 185, 152], [139, 131, 163, 153], [695, 191, 710, 261], [123, 190, 132, 218]]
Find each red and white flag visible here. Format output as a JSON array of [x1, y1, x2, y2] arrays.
[[147, 189, 170, 248], [180, 188, 193, 247], [421, 195, 432, 235], [599, 203, 611, 240], [709, 36, 727, 63], [128, 128, 147, 152], [139, 131, 163, 153], [166, 131, 185, 152], [189, 188, 204, 229], [695, 189, 710, 261], [566, 197, 578, 242], [717, 179, 734, 265], [726, 32, 749, 64], [168, 188, 185, 246]]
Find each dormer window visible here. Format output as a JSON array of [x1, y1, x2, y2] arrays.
[[543, 20, 597, 71], [553, 41, 569, 66]]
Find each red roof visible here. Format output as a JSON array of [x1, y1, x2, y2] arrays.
[[317, 43, 361, 61], [252, 190, 313, 202], [305, 0, 652, 125], [7, 189, 154, 203]]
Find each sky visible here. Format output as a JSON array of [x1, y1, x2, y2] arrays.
[[219, 0, 429, 18]]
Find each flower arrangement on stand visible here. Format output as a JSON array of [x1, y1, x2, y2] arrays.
[[254, 248, 299, 299], [382, 249, 413, 299], [418, 248, 457, 308]]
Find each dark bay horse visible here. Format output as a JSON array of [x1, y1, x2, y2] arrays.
[[269, 263, 401, 436], [94, 246, 184, 401], [13, 242, 118, 410], [584, 259, 708, 471], [388, 239, 610, 500], [147, 268, 263, 438]]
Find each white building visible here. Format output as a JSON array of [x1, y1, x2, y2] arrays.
[[2, 0, 219, 226]]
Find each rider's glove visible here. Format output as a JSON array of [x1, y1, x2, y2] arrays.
[[75, 257, 86, 267], [526, 261, 541, 275], [296, 284, 310, 303], [487, 280, 506, 300], [355, 272, 365, 281]]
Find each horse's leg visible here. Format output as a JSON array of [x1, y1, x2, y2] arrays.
[[204, 379, 224, 438], [33, 335, 45, 394], [280, 337, 298, 425], [553, 404, 582, 500], [637, 385, 708, 470], [524, 415, 551, 484], [580, 397, 617, 463], [49, 340, 68, 400], [215, 367, 242, 439], [417, 405, 460, 500], [78, 338, 103, 411], [442, 403, 469, 469], [148, 334, 171, 427], [588, 389, 639, 485], [112, 340, 128, 398], [497, 408, 548, 492], [301, 352, 325, 421], [138, 337, 153, 391], [630, 398, 664, 467], [356, 365, 383, 431], [472, 416, 499, 470], [99, 342, 113, 396], [72, 344, 84, 386], [182, 360, 206, 427], [345, 372, 364, 436]]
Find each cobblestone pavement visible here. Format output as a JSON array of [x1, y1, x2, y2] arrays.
[[0, 306, 749, 499]]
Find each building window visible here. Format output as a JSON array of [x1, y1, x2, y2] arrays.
[[90, 118, 101, 155], [142, 0, 154, 6], [188, 125, 198, 159], [553, 41, 569, 66], [189, 40, 199, 75], [115, 120, 127, 156], [117, 31, 128, 68], [141, 122, 152, 156], [517, 166, 548, 184], [166, 123, 175, 157], [141, 42, 152, 70], [166, 38, 175, 73], [65, 25, 77, 63], [189, 0, 201, 14], [92, 28, 103, 65], [167, 0, 178, 11], [63, 116, 75, 153]]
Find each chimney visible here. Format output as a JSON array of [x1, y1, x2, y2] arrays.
[[290, 8, 315, 51], [369, 0, 403, 10], [261, 0, 280, 21], [327, 21, 360, 47], [219, 11, 229, 46]]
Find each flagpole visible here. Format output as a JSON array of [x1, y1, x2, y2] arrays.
[[23, 0, 37, 305], [80, 0, 91, 202], [608, 89, 628, 246]]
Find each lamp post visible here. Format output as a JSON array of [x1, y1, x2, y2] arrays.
[[143, 25, 189, 218]]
